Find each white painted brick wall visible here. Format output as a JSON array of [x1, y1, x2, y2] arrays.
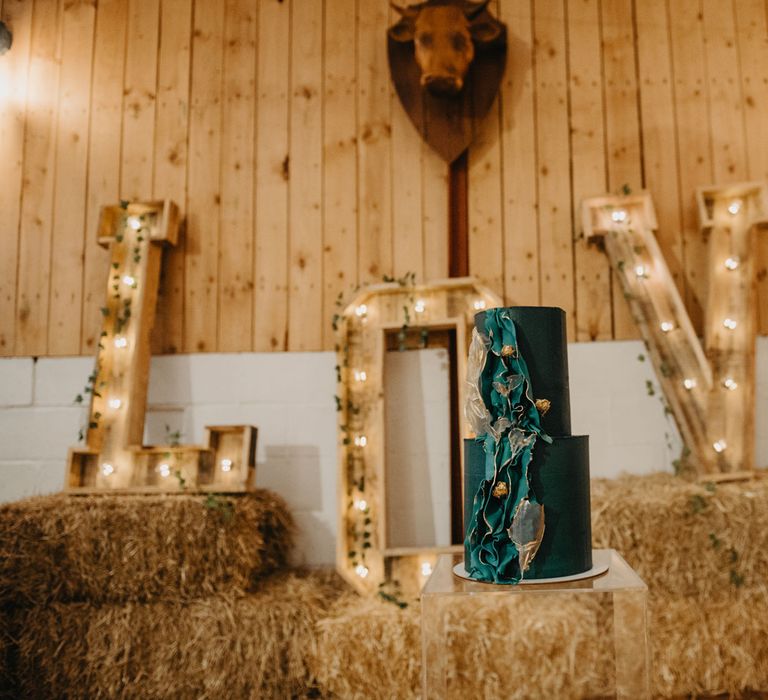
[[0, 338, 765, 566]]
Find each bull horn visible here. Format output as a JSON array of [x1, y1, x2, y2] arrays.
[[463, 0, 491, 18], [390, 2, 420, 18]]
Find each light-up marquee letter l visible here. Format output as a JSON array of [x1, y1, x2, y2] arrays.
[[582, 183, 768, 477]]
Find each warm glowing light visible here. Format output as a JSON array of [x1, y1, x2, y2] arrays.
[[713, 439, 727, 453], [355, 499, 368, 512], [157, 463, 171, 478], [108, 398, 122, 409], [683, 378, 697, 391], [101, 463, 114, 476], [355, 564, 369, 578], [421, 561, 433, 577], [724, 257, 740, 271], [611, 209, 628, 223], [727, 200, 742, 215], [355, 304, 368, 317], [473, 299, 486, 310], [353, 370, 367, 382], [114, 336, 128, 349], [723, 318, 738, 330], [122, 275, 136, 287], [354, 435, 368, 448], [127, 215, 142, 230], [414, 299, 426, 313], [220, 458, 233, 472], [722, 377, 738, 391], [660, 321, 674, 333], [634, 265, 647, 278]]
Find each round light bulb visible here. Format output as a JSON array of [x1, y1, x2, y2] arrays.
[[108, 398, 122, 409], [724, 257, 740, 271], [127, 215, 142, 230], [157, 463, 171, 478], [355, 564, 369, 578], [727, 200, 742, 215], [353, 370, 367, 382], [683, 378, 697, 391], [355, 499, 368, 512], [421, 561, 433, 577], [114, 336, 128, 349], [723, 318, 737, 330], [355, 304, 367, 317], [354, 435, 368, 448], [660, 321, 674, 333], [611, 209, 628, 223], [414, 299, 426, 313], [722, 377, 738, 391], [713, 439, 727, 453], [122, 275, 136, 287], [220, 458, 233, 472], [473, 299, 486, 310], [101, 462, 114, 476], [634, 265, 647, 278]]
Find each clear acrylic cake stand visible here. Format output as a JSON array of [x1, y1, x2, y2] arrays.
[[421, 549, 650, 699]]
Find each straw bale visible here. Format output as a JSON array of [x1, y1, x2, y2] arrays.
[[591, 473, 768, 598], [310, 593, 614, 699], [0, 490, 293, 606], [12, 569, 347, 700]]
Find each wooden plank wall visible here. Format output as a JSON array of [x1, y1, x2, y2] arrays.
[[0, 0, 766, 356]]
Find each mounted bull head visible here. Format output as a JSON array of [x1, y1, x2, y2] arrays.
[[388, 0, 504, 96]]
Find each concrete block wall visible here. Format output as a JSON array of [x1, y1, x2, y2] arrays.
[[0, 338, 766, 566]]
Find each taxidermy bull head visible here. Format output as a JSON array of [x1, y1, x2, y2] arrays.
[[388, 0, 504, 96]]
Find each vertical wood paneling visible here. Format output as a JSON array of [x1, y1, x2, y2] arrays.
[[253, 0, 289, 351], [635, 0, 684, 293], [701, 0, 747, 182], [567, 0, 611, 341], [15, 0, 61, 356], [669, 0, 712, 334], [1, 0, 767, 357], [120, 0, 159, 201], [533, 0, 574, 338], [323, 0, 358, 348], [357, 0, 392, 283], [217, 0, 256, 351], [735, 0, 768, 334], [601, 0, 643, 339], [47, 0, 95, 355], [81, 0, 127, 354], [0, 0, 32, 353], [499, 0, 539, 308], [151, 0, 192, 354], [184, 0, 223, 352], [288, 0, 323, 351]]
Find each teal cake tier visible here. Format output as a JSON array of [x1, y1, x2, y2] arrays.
[[464, 435, 592, 579], [474, 306, 571, 437]]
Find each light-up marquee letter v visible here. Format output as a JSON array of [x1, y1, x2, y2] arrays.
[[583, 184, 768, 478]]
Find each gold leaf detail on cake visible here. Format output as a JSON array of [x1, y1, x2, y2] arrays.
[[500, 344, 517, 358], [492, 482, 509, 498], [535, 399, 551, 416]]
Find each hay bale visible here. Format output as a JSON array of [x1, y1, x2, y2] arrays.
[[13, 570, 347, 699], [310, 593, 613, 700], [0, 490, 293, 606], [650, 589, 768, 698], [591, 473, 768, 598]]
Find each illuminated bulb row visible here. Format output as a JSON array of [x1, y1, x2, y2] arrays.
[[108, 398, 122, 409], [220, 458, 233, 472], [723, 318, 737, 330], [114, 336, 128, 349], [127, 215, 142, 230], [355, 304, 367, 317], [611, 209, 628, 223], [724, 257, 740, 271], [354, 499, 368, 512], [421, 561, 433, 577], [157, 463, 171, 478], [122, 275, 136, 287], [634, 265, 648, 278], [722, 377, 738, 391], [355, 564, 369, 578], [683, 378, 697, 391], [354, 435, 367, 448], [713, 439, 727, 453], [414, 299, 426, 313], [473, 299, 486, 311], [101, 463, 114, 476], [353, 369, 367, 383], [727, 200, 742, 215], [660, 321, 674, 333]]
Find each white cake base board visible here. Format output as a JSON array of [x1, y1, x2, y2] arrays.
[[453, 548, 611, 585]]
